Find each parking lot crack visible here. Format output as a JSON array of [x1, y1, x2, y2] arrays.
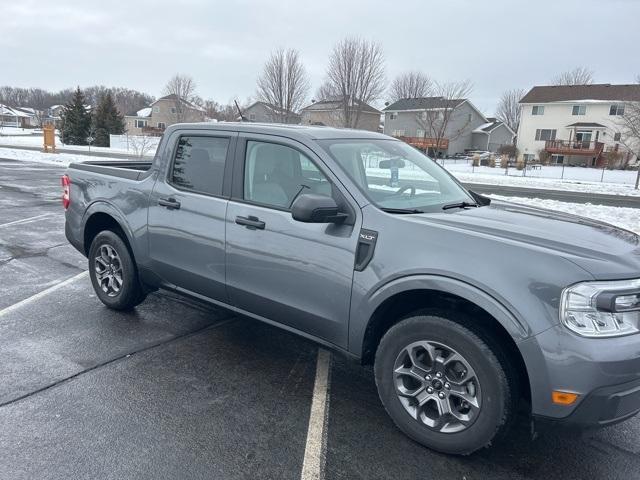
[[0, 316, 237, 410]]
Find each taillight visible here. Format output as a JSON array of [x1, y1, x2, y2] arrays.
[[61, 174, 71, 209]]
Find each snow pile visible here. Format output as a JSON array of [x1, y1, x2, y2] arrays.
[[0, 126, 40, 136], [0, 147, 126, 167], [491, 195, 640, 235]]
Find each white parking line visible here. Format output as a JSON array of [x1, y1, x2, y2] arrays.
[[300, 348, 332, 480], [0, 213, 55, 229], [0, 271, 88, 319]]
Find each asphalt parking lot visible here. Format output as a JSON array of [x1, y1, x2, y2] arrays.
[[1, 158, 639, 480]]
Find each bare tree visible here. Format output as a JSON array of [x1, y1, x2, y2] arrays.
[[495, 88, 526, 134], [388, 71, 432, 102], [552, 67, 594, 86], [321, 37, 386, 128], [163, 74, 197, 122], [256, 48, 310, 123], [616, 100, 640, 188], [415, 80, 473, 156]]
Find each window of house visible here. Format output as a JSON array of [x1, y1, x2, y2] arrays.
[[532, 106, 544, 115], [535, 129, 556, 141], [551, 155, 564, 164], [389, 112, 398, 120], [610, 104, 625, 116], [572, 105, 586, 116], [523, 153, 535, 162], [153, 106, 159, 113], [392, 129, 405, 137], [157, 122, 166, 129], [135, 119, 147, 128], [170, 136, 229, 196], [170, 107, 177, 114], [249, 113, 256, 121], [243, 141, 331, 209], [614, 132, 621, 141], [421, 112, 427, 121], [416, 129, 425, 138]]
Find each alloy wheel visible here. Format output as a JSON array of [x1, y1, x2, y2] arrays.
[[94, 244, 123, 297]]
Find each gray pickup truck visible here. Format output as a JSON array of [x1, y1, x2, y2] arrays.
[[63, 123, 640, 454]]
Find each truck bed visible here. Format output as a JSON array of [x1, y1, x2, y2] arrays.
[[69, 160, 153, 180]]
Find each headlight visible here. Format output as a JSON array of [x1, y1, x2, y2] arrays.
[[560, 279, 640, 337]]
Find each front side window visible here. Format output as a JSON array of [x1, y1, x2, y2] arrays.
[[244, 141, 331, 209], [532, 105, 544, 115], [610, 104, 625, 116], [318, 139, 474, 212], [171, 136, 229, 196], [572, 105, 586, 115], [535, 129, 556, 141]]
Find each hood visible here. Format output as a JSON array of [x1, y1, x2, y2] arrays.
[[414, 200, 640, 279]]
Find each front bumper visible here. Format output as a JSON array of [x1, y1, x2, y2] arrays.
[[519, 324, 640, 424], [535, 377, 640, 427]]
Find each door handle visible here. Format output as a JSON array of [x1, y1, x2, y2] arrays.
[[235, 215, 265, 230], [158, 197, 181, 210]]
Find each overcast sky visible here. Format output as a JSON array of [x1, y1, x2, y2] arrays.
[[2, 0, 638, 114]]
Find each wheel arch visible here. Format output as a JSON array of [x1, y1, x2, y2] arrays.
[[357, 277, 532, 405], [82, 204, 136, 259]]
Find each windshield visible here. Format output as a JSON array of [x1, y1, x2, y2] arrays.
[[318, 139, 474, 212]]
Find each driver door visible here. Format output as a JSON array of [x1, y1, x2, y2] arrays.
[[225, 134, 360, 347]]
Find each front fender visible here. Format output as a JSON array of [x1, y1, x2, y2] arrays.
[[348, 273, 531, 357]]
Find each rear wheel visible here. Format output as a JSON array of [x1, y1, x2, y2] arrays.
[[374, 313, 514, 455], [88, 230, 146, 310]]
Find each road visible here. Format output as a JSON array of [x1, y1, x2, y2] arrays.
[[0, 159, 639, 480]]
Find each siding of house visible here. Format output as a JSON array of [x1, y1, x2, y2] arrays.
[[301, 109, 379, 132], [125, 98, 206, 135], [244, 102, 300, 124], [516, 101, 634, 163], [384, 102, 486, 155]]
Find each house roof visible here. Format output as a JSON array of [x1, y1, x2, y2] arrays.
[[151, 94, 206, 112], [472, 119, 515, 136], [301, 97, 381, 114], [566, 122, 607, 128], [520, 84, 640, 104], [246, 101, 300, 117], [383, 97, 466, 111], [0, 104, 32, 117]]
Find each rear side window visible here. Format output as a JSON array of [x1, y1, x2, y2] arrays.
[[171, 136, 229, 196]]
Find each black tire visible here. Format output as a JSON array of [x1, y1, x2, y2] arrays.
[[88, 230, 146, 310], [374, 312, 514, 455]]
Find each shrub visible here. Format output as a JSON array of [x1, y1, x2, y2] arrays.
[[516, 159, 525, 170], [500, 154, 509, 169], [489, 155, 496, 168], [472, 154, 480, 167]]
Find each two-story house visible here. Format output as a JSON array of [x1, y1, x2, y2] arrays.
[[300, 98, 381, 132], [517, 84, 640, 166], [125, 94, 206, 135], [382, 97, 514, 157], [242, 101, 301, 124]]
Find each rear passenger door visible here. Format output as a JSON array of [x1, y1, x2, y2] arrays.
[[225, 134, 361, 348], [147, 131, 237, 302]]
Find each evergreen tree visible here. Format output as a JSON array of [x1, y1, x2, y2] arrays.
[[93, 92, 125, 147], [60, 87, 91, 145]]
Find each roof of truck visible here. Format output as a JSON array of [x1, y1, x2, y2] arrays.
[[164, 122, 390, 141]]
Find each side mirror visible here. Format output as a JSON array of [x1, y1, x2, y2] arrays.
[[291, 193, 347, 223], [379, 159, 406, 169]]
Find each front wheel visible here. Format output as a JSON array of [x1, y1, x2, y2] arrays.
[[374, 313, 514, 455], [88, 230, 146, 310]]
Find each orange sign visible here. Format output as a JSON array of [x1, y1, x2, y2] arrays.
[[43, 124, 56, 153]]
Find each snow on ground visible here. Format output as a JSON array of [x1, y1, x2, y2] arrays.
[[443, 162, 640, 197], [0, 126, 40, 136], [0, 147, 125, 166], [490, 195, 640, 235], [0, 132, 158, 156]]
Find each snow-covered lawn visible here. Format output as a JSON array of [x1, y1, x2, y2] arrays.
[[0, 147, 125, 166], [491, 195, 640, 235], [443, 162, 640, 197], [0, 131, 158, 156], [0, 126, 41, 136]]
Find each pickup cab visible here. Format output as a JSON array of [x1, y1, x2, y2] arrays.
[[64, 123, 640, 454]]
